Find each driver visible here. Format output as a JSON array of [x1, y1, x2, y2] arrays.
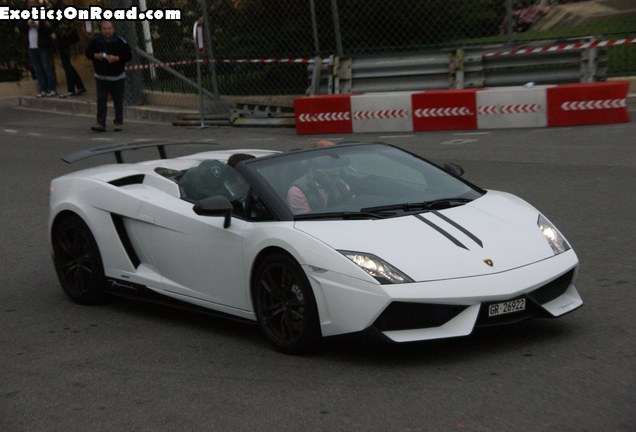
[[287, 156, 353, 214]]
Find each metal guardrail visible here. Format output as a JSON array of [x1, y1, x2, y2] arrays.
[[309, 38, 608, 94]]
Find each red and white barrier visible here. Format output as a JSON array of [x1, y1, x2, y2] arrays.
[[294, 94, 353, 134], [477, 85, 550, 129], [351, 92, 413, 133], [294, 81, 630, 135], [547, 81, 630, 127], [412, 90, 478, 131]]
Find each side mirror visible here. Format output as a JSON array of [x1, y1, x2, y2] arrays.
[[443, 162, 465, 177], [193, 195, 233, 228]]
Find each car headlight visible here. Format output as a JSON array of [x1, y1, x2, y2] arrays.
[[339, 250, 414, 284], [538, 215, 570, 255]]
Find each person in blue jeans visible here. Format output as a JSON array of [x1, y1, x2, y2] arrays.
[[51, 0, 86, 98], [18, 0, 57, 97], [85, 21, 132, 132]]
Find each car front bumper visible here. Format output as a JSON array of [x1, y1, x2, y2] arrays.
[[307, 249, 581, 341]]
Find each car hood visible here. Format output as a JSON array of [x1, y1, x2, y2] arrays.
[[294, 191, 557, 281]]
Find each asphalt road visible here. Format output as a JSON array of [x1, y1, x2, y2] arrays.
[[1, 106, 634, 431]]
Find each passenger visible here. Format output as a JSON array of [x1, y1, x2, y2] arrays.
[[287, 156, 352, 214]]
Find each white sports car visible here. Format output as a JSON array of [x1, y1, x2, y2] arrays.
[[49, 142, 582, 353]]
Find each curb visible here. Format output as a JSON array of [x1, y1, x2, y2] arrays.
[[14, 95, 197, 124]]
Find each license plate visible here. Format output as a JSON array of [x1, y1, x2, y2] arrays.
[[488, 298, 526, 317]]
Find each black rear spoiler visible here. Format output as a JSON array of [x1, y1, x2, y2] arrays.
[[62, 141, 219, 164]]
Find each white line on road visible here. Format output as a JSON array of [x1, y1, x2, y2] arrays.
[[378, 135, 415, 139], [3, 129, 18, 133], [91, 137, 113, 141], [453, 132, 491, 136], [441, 138, 478, 145]]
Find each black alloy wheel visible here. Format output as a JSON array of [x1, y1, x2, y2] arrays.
[[253, 252, 321, 354], [52, 215, 106, 305]]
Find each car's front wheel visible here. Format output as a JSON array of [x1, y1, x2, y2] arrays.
[[253, 252, 321, 354], [52, 215, 106, 305]]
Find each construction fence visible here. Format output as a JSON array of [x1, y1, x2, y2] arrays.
[[98, 0, 636, 104]]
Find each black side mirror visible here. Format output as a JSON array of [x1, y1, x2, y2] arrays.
[[443, 162, 465, 177], [193, 195, 233, 228]]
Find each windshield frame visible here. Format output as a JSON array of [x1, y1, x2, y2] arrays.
[[236, 142, 485, 222]]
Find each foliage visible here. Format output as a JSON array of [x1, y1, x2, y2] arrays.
[[0, 0, 28, 82]]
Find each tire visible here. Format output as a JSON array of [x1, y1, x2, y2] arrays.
[[52, 215, 106, 305], [252, 252, 321, 354]]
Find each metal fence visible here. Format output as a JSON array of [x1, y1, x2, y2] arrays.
[[99, 0, 635, 106]]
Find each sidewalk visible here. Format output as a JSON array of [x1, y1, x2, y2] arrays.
[[11, 93, 198, 123]]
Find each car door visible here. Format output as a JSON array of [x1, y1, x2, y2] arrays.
[[131, 197, 251, 311]]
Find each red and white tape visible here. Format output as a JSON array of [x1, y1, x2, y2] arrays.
[[125, 57, 324, 71], [484, 37, 636, 57]]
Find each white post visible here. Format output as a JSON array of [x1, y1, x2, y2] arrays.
[[138, 0, 156, 80]]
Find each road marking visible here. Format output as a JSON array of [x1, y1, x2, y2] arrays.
[[133, 138, 155, 142], [441, 138, 478, 145], [3, 129, 18, 133], [378, 135, 415, 139], [246, 138, 276, 141], [91, 137, 113, 141], [532, 128, 572, 132], [454, 132, 491, 136], [27, 132, 42, 137]]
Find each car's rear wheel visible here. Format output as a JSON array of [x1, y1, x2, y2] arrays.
[[52, 215, 106, 305], [253, 252, 321, 354]]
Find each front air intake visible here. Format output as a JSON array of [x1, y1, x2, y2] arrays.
[[527, 269, 574, 305], [373, 302, 467, 331]]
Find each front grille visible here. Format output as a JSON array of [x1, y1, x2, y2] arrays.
[[373, 302, 467, 332], [527, 269, 574, 305]]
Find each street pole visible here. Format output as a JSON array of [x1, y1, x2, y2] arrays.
[[309, 0, 320, 56], [506, 0, 514, 47], [199, 0, 220, 101], [331, 0, 343, 56]]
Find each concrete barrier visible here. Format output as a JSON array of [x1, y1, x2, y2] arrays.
[[294, 81, 631, 135]]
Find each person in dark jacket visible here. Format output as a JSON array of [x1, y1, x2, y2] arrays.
[[18, 0, 57, 97], [85, 21, 132, 132], [51, 0, 86, 98]]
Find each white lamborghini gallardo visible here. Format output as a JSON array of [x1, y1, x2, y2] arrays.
[[49, 142, 582, 353]]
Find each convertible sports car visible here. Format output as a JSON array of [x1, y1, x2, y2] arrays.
[[49, 142, 582, 353]]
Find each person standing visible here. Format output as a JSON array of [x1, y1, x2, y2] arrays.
[[51, 0, 86, 98], [18, 0, 57, 97], [85, 21, 132, 132]]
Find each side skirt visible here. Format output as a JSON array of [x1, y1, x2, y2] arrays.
[[104, 278, 257, 326]]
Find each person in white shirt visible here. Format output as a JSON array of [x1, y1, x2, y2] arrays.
[[18, 0, 57, 97]]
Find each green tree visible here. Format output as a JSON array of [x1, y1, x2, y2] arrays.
[[0, 0, 28, 82]]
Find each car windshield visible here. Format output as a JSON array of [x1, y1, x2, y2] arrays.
[[244, 143, 484, 220]]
